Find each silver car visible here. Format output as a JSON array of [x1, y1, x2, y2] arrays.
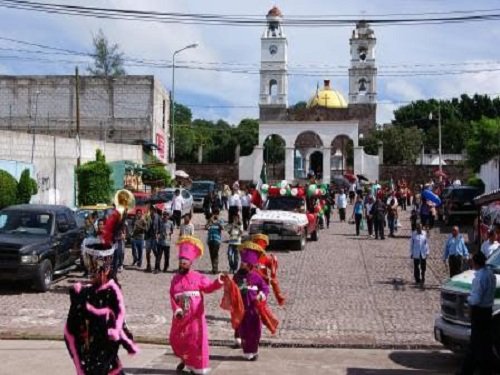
[[154, 188, 193, 216]]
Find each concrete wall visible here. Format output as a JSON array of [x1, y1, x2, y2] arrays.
[[176, 163, 239, 186], [379, 164, 473, 185], [0, 75, 169, 162], [0, 130, 143, 207], [480, 157, 500, 193]]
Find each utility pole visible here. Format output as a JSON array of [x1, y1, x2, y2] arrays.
[[438, 101, 442, 175], [75, 67, 81, 167]]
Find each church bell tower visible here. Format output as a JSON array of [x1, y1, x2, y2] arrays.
[[349, 21, 377, 104], [259, 6, 288, 109]]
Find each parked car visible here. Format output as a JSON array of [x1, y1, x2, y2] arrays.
[[434, 250, 500, 366], [0, 204, 84, 292], [152, 188, 193, 216], [248, 190, 319, 251], [439, 186, 481, 224], [190, 181, 217, 212]]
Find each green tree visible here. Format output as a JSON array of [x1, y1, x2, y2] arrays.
[[264, 135, 285, 164], [16, 169, 38, 204], [466, 117, 500, 172], [0, 170, 18, 209], [76, 149, 113, 205], [142, 166, 173, 188], [88, 29, 126, 77], [171, 102, 192, 125], [235, 118, 259, 156]]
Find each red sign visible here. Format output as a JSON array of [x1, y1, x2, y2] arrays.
[[156, 133, 165, 160]]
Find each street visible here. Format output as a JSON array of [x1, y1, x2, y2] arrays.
[[0, 340, 458, 375], [0, 209, 460, 373]]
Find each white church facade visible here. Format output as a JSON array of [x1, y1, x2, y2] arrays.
[[240, 6, 380, 184]]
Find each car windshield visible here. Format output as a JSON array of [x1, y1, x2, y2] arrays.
[[191, 183, 212, 194], [452, 189, 478, 201], [134, 196, 149, 205], [266, 197, 305, 212], [487, 250, 500, 272], [0, 211, 53, 235], [156, 191, 174, 201]]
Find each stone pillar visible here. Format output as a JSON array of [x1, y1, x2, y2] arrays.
[[377, 141, 384, 165], [285, 147, 295, 182], [353, 146, 364, 175], [197, 144, 203, 163], [322, 147, 331, 183], [253, 146, 264, 183]]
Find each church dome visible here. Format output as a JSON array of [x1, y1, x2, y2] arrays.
[[308, 80, 348, 109], [267, 6, 283, 17]]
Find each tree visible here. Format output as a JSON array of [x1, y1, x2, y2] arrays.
[[0, 170, 18, 209], [235, 118, 259, 156], [142, 166, 173, 189], [88, 29, 126, 77], [466, 117, 500, 172], [16, 169, 38, 204], [361, 127, 422, 165], [76, 149, 113, 205], [171, 102, 192, 125]]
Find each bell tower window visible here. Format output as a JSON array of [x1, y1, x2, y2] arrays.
[[358, 47, 367, 62], [269, 79, 278, 99], [358, 78, 367, 93]]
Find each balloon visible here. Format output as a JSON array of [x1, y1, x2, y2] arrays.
[[422, 189, 442, 206], [261, 184, 269, 193], [280, 180, 288, 189], [291, 188, 298, 196], [307, 184, 317, 197], [320, 188, 326, 196], [280, 188, 287, 196]]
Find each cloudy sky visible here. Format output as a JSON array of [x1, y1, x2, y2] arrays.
[[1, 0, 500, 124]]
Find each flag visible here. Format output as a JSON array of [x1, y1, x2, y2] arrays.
[[256, 162, 267, 191]]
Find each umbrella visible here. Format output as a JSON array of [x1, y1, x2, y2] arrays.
[[344, 173, 356, 183], [356, 174, 369, 182], [331, 175, 351, 190], [175, 170, 189, 179]]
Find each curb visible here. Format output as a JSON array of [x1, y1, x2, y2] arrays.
[[0, 332, 444, 351]]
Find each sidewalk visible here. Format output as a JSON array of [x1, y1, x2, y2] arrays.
[[0, 340, 457, 375]]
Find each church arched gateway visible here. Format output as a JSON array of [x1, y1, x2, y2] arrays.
[[239, 7, 380, 184]]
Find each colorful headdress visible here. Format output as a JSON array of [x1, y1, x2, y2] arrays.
[[251, 233, 269, 250], [177, 235, 204, 262], [238, 241, 265, 266], [81, 238, 115, 278]]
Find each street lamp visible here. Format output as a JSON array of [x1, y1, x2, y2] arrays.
[[170, 42, 199, 163]]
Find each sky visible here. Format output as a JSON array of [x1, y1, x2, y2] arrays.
[[1, 0, 500, 125]]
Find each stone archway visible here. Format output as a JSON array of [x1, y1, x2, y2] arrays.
[[294, 131, 323, 180], [310, 151, 323, 179], [331, 135, 354, 177], [263, 134, 286, 181]]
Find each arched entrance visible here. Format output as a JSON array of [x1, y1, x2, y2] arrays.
[[263, 134, 285, 181], [294, 131, 323, 180], [331, 135, 354, 177]]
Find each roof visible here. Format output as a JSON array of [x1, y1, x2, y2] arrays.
[[474, 189, 500, 206], [308, 80, 348, 109], [1, 204, 69, 212]]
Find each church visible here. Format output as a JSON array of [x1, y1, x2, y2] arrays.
[[239, 6, 380, 183]]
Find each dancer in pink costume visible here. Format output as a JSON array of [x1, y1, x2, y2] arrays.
[[169, 235, 227, 374]]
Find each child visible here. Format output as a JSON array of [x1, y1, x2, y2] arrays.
[[410, 208, 419, 232], [179, 213, 195, 236], [206, 209, 224, 274], [226, 213, 243, 273], [155, 210, 174, 273], [65, 239, 139, 374]]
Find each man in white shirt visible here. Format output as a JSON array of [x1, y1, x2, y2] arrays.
[[228, 188, 242, 224], [336, 189, 348, 222], [481, 230, 500, 258], [240, 188, 252, 231], [410, 223, 429, 286], [170, 189, 184, 228]]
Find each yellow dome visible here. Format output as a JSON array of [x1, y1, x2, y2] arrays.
[[308, 80, 348, 109]]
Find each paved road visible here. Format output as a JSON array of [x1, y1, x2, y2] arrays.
[[0, 209, 453, 347], [0, 340, 459, 375]]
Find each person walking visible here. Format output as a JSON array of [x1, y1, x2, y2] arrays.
[[370, 196, 387, 240], [131, 209, 147, 267], [170, 189, 184, 228], [145, 205, 160, 273], [443, 226, 469, 278], [226, 213, 243, 274], [324, 190, 334, 229], [348, 182, 356, 205], [352, 195, 364, 236], [169, 236, 227, 374], [481, 229, 499, 258], [336, 189, 348, 222], [155, 211, 174, 273], [420, 199, 430, 230], [228, 187, 242, 224], [387, 197, 398, 238], [457, 251, 496, 375], [206, 209, 224, 274], [410, 223, 429, 286], [364, 194, 374, 237], [179, 213, 195, 236], [222, 184, 231, 211], [241, 188, 252, 231], [202, 191, 214, 223]]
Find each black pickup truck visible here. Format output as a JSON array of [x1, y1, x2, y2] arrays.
[[0, 205, 84, 292]]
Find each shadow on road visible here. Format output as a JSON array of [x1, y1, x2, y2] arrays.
[[389, 350, 458, 371], [124, 368, 177, 375]]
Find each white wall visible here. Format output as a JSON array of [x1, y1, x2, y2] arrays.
[[0, 130, 143, 207], [480, 157, 499, 193]]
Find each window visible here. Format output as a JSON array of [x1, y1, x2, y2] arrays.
[[269, 79, 278, 98], [162, 99, 166, 129], [0, 211, 53, 235], [181, 190, 190, 199], [56, 213, 69, 233], [358, 47, 367, 61], [358, 78, 367, 93]]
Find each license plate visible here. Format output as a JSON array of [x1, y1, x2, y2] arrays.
[[267, 233, 280, 240], [434, 327, 442, 342]]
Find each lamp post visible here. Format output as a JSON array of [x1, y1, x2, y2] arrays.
[[170, 42, 199, 163]]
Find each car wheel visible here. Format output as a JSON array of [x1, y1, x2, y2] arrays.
[[34, 259, 53, 292]]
